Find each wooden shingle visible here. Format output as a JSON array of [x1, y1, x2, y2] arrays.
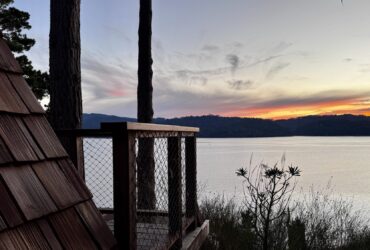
[[0, 216, 6, 231], [32, 161, 82, 209], [58, 158, 92, 200], [0, 228, 27, 250], [0, 39, 22, 74], [0, 178, 23, 228], [0, 72, 28, 114], [0, 115, 43, 162], [23, 116, 67, 159], [0, 165, 57, 220], [7, 73, 45, 114], [0, 136, 12, 165], [0, 232, 13, 250], [16, 223, 50, 249], [37, 219, 63, 250], [14, 117, 45, 160], [77, 201, 117, 249], [49, 208, 98, 250]]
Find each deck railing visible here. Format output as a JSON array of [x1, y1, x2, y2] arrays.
[[58, 122, 199, 250]]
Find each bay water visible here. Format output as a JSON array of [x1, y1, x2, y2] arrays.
[[197, 137, 370, 213]]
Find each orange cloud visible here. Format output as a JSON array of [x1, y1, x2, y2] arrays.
[[223, 98, 370, 120], [107, 89, 126, 97]]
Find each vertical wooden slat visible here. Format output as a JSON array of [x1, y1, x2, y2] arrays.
[[103, 123, 137, 250], [168, 136, 182, 249], [75, 137, 85, 179], [58, 134, 84, 180], [185, 136, 197, 224]]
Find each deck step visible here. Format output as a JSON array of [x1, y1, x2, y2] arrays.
[[181, 220, 209, 250]]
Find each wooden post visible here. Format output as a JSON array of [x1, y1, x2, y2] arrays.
[[185, 136, 197, 225], [168, 136, 182, 249], [102, 122, 137, 250], [137, 137, 156, 210], [58, 134, 85, 180]]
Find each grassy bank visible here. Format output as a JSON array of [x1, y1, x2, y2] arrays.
[[200, 187, 370, 249]]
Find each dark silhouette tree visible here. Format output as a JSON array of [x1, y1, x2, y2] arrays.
[[0, 0, 49, 100], [49, 0, 83, 176], [236, 163, 301, 250], [137, 0, 155, 209]]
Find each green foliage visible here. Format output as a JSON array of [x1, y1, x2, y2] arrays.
[[200, 179, 370, 249], [294, 184, 370, 249], [0, 0, 49, 100], [200, 195, 258, 250], [16, 55, 49, 100], [0, 0, 34, 52]]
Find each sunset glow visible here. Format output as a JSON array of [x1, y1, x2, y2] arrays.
[[224, 99, 370, 120]]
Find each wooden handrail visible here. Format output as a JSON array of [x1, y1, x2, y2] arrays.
[[102, 122, 199, 133], [57, 122, 199, 137]]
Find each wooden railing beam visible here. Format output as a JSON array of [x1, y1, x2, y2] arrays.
[[103, 123, 137, 250], [185, 136, 197, 228], [168, 137, 182, 249]]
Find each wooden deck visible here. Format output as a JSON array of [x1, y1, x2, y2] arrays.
[[103, 214, 197, 250]]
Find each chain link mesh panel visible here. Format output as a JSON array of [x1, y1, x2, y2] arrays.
[[135, 132, 186, 249], [82, 131, 195, 249], [84, 137, 113, 209]]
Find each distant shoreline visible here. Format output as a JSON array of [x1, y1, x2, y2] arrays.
[[197, 135, 370, 139], [83, 113, 370, 137]]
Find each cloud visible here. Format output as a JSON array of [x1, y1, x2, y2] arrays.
[[249, 89, 370, 110], [104, 25, 132, 44], [153, 81, 247, 116], [175, 67, 228, 78], [265, 62, 290, 79], [359, 64, 370, 73], [227, 80, 254, 90], [226, 54, 240, 74], [267, 42, 293, 55], [221, 88, 370, 119], [78, 41, 369, 119], [245, 55, 283, 69], [172, 54, 283, 81], [81, 52, 136, 103], [175, 70, 208, 85], [344, 58, 353, 62], [232, 42, 244, 49], [153, 80, 370, 118], [81, 51, 370, 118], [201, 45, 220, 52], [353, 99, 370, 106]]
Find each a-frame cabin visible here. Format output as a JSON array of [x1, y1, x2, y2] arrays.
[[0, 36, 117, 249]]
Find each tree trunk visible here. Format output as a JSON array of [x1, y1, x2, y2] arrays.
[[49, 0, 84, 178], [137, 0, 155, 209], [138, 0, 153, 122]]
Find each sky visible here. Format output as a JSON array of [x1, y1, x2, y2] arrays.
[[13, 0, 370, 119]]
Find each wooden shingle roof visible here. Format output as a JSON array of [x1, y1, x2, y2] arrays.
[[0, 38, 116, 249]]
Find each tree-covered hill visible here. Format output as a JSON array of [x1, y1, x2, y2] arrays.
[[83, 113, 370, 137], [276, 115, 370, 136]]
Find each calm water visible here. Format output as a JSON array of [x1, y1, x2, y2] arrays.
[[85, 137, 370, 212], [197, 137, 370, 212]]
